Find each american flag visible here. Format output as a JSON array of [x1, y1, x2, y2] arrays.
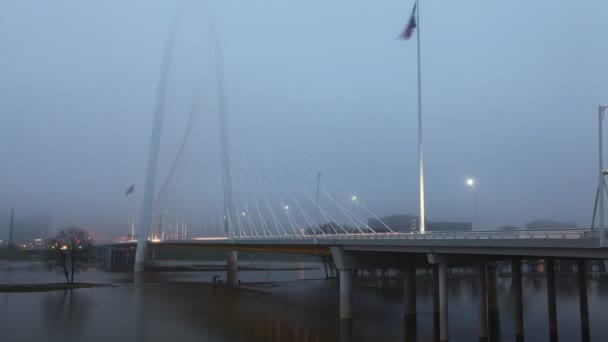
[[399, 2, 417, 40]]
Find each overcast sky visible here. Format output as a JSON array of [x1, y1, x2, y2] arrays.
[[1, 0, 607, 237]]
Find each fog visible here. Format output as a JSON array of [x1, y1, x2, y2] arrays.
[[1, 0, 607, 237]]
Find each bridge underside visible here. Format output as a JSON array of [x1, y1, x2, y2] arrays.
[[157, 242, 331, 255]]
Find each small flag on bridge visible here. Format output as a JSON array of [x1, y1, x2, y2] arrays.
[[399, 2, 417, 40], [125, 184, 135, 196]]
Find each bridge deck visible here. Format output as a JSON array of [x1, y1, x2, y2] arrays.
[[109, 229, 608, 259]]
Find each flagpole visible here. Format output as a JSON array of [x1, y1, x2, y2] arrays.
[[416, 0, 426, 233]]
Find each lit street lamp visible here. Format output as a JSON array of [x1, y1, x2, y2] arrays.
[[466, 178, 479, 230]]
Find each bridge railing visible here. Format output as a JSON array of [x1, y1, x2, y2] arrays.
[[230, 229, 593, 241]]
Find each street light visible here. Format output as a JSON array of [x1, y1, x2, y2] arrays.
[[466, 178, 479, 230], [284, 205, 289, 210], [595, 105, 608, 247]]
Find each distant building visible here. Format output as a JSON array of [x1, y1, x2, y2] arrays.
[[525, 220, 577, 230], [368, 215, 472, 233], [368, 215, 418, 232]]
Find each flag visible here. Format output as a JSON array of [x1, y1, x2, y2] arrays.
[[125, 184, 135, 196], [399, 2, 417, 40]]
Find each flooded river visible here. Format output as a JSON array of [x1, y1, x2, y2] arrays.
[[1, 259, 608, 341]]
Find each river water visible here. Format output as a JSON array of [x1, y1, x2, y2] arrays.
[[1, 259, 608, 342]]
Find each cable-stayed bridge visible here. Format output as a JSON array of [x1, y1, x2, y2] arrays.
[[102, 8, 608, 342]]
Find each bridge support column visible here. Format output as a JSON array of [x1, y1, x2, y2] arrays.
[[432, 264, 440, 327], [512, 259, 524, 342], [339, 269, 353, 319], [403, 266, 417, 332], [149, 248, 156, 266], [546, 258, 557, 341], [478, 263, 487, 342], [128, 249, 133, 267], [226, 251, 238, 287], [438, 263, 449, 342], [486, 264, 499, 340], [106, 248, 113, 271], [330, 247, 356, 321], [578, 260, 590, 341], [100, 248, 106, 270]]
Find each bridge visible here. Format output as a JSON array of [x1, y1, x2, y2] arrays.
[[110, 7, 608, 342], [102, 228, 608, 342]]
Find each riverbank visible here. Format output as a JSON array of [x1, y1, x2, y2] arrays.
[[0, 282, 114, 293]]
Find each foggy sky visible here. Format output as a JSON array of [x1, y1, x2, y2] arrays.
[[1, 0, 607, 236]]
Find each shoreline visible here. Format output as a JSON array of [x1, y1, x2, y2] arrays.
[[0, 283, 115, 293]]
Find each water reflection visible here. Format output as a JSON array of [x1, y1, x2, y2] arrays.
[[2, 261, 608, 341], [41, 290, 92, 341], [130, 271, 339, 341]]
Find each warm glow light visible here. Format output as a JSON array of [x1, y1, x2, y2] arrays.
[[60, 245, 68, 250], [466, 178, 475, 187]]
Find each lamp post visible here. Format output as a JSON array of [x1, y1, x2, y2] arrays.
[[598, 105, 608, 247], [466, 178, 479, 230]]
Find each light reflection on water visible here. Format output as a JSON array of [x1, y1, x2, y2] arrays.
[[1, 260, 608, 342]]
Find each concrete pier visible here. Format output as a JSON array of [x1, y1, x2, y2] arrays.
[[106, 248, 113, 271], [578, 260, 590, 341], [512, 259, 524, 342], [403, 266, 417, 332], [226, 251, 238, 287], [98, 246, 136, 271], [438, 263, 449, 342], [546, 258, 557, 341], [339, 269, 353, 320], [432, 264, 440, 327], [486, 265, 499, 340], [478, 263, 488, 342]]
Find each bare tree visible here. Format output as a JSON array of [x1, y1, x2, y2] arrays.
[[46, 227, 95, 284]]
